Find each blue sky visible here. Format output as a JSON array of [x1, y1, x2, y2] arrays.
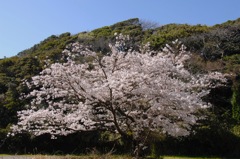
[[0, 0, 240, 59]]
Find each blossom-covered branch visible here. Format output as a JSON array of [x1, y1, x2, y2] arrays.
[[11, 34, 227, 144]]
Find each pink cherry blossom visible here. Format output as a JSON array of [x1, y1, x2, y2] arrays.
[[11, 34, 228, 147]]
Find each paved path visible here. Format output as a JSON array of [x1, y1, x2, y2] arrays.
[[0, 156, 33, 159]]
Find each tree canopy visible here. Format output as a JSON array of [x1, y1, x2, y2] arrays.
[[11, 34, 228, 157]]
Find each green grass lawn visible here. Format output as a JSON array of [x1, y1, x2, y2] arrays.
[[162, 156, 222, 159]]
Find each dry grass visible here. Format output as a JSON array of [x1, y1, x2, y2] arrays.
[[30, 154, 132, 159], [0, 155, 226, 159], [26, 155, 225, 159]]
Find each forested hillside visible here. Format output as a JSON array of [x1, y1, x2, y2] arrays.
[[0, 18, 240, 157]]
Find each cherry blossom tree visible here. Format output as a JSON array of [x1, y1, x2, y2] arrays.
[[10, 34, 227, 157]]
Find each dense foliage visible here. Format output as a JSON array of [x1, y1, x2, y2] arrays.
[[0, 18, 240, 157]]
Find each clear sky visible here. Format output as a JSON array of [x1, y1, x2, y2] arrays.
[[0, 0, 240, 59]]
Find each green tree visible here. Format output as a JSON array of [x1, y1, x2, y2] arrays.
[[232, 81, 240, 121]]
